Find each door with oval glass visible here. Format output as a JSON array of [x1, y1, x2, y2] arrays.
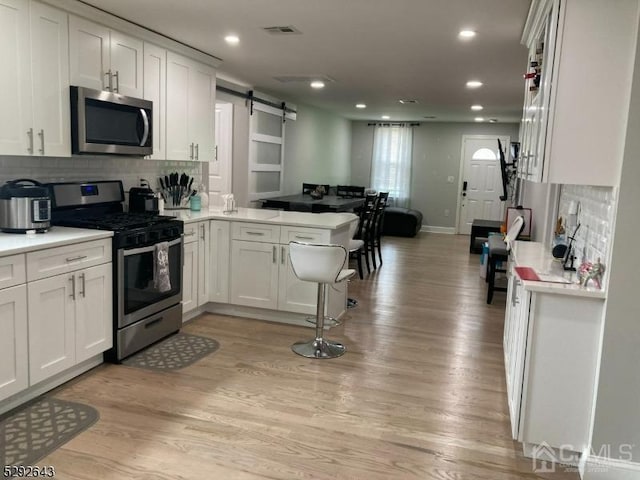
[[457, 135, 509, 235]]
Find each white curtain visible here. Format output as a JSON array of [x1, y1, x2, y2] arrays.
[[370, 124, 413, 208]]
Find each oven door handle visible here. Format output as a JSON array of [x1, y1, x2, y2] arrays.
[[139, 108, 150, 147], [122, 236, 182, 257]]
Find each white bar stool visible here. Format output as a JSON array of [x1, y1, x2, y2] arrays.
[[288, 241, 355, 359]]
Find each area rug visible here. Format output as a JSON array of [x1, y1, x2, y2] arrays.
[[122, 333, 220, 371], [1, 398, 99, 468]]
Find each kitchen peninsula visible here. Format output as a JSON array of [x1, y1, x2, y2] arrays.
[[168, 207, 356, 326]]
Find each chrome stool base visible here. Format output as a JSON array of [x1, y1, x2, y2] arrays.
[[347, 297, 358, 309], [305, 315, 341, 327], [291, 338, 346, 359]]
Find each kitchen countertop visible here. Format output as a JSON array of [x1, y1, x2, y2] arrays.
[[512, 241, 606, 299], [166, 207, 357, 229], [0, 227, 113, 257]]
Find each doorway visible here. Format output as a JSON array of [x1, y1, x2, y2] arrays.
[[209, 102, 233, 207], [456, 135, 510, 235]]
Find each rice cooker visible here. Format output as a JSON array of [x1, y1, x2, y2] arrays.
[[0, 179, 51, 233]]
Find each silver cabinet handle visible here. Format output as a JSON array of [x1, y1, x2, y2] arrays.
[[200, 223, 205, 240], [195, 143, 199, 161], [69, 275, 76, 300], [38, 129, 44, 155], [295, 235, 314, 240], [281, 246, 285, 265], [272, 245, 277, 263], [27, 128, 34, 154], [79, 273, 86, 298], [66, 255, 87, 262], [189, 143, 194, 160], [184, 231, 196, 237], [246, 231, 264, 236], [105, 69, 112, 91], [113, 70, 119, 93], [139, 109, 149, 146], [215, 145, 218, 161]]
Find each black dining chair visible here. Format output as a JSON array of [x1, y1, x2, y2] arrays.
[[337, 185, 366, 198], [352, 193, 377, 275], [369, 192, 389, 269]]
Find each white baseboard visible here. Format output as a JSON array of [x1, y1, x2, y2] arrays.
[[580, 455, 640, 480], [420, 225, 456, 234]]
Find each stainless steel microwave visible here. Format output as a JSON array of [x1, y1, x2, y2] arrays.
[[70, 86, 152, 156]]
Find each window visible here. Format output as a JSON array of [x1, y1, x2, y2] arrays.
[[371, 125, 413, 207]]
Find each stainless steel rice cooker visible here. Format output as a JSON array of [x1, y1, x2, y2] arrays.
[[0, 179, 51, 233]]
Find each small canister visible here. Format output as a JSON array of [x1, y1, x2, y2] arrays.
[[190, 195, 201, 212]]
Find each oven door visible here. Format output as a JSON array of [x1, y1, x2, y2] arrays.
[[117, 237, 183, 328]]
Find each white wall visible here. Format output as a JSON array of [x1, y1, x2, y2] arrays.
[[350, 121, 520, 228]]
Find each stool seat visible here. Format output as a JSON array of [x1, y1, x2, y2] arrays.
[[488, 234, 508, 256]]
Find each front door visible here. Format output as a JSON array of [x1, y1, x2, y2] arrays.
[[210, 102, 233, 207], [457, 135, 509, 235]]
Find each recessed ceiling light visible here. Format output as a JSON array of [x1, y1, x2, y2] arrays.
[[466, 80, 483, 89], [398, 99, 419, 104], [355, 103, 367, 109], [381, 115, 390, 120], [459, 30, 476, 39], [310, 80, 325, 89], [471, 105, 483, 111], [474, 117, 485, 122], [224, 35, 240, 45]]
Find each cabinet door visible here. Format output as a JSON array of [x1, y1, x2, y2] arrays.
[[0, 284, 28, 401], [0, 0, 31, 155], [30, 1, 70, 157], [230, 240, 279, 309], [110, 30, 143, 97], [143, 43, 166, 160], [182, 240, 198, 315], [189, 62, 216, 162], [166, 52, 191, 160], [28, 273, 75, 384], [197, 222, 210, 306], [69, 16, 110, 91], [75, 264, 112, 363], [209, 220, 230, 303], [507, 280, 530, 439], [277, 244, 317, 314]]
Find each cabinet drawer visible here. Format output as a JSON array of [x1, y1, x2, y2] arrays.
[[27, 238, 112, 281], [280, 226, 330, 245], [183, 222, 200, 244], [231, 222, 280, 243], [0, 254, 26, 290]]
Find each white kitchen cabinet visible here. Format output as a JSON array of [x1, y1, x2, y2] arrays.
[[0, 284, 28, 402], [230, 240, 280, 309], [209, 220, 230, 304], [69, 16, 143, 97], [0, 0, 69, 157], [143, 43, 166, 160], [166, 51, 216, 161], [182, 221, 210, 315], [277, 244, 317, 314], [519, 0, 637, 186]]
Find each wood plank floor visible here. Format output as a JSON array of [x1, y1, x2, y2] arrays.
[[44, 233, 578, 479]]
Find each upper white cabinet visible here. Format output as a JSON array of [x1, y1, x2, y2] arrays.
[[69, 15, 143, 97], [166, 51, 216, 161], [143, 43, 166, 160], [519, 0, 637, 186], [0, 0, 70, 157]]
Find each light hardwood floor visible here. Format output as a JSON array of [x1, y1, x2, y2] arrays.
[[45, 233, 578, 479]]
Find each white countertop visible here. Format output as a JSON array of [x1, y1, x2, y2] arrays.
[[0, 227, 113, 257], [166, 207, 357, 229], [512, 241, 606, 299]]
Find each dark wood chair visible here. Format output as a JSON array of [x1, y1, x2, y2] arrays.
[[351, 193, 377, 276], [369, 192, 389, 269], [337, 185, 366, 198]]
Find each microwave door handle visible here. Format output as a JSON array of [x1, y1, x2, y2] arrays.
[[139, 109, 150, 146]]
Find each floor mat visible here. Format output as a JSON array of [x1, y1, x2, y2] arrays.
[[122, 333, 220, 371], [1, 397, 99, 469]]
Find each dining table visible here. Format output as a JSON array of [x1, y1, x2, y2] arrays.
[[259, 193, 365, 213]]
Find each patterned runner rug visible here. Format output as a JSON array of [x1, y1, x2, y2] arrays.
[[122, 333, 220, 371], [1, 398, 98, 469]]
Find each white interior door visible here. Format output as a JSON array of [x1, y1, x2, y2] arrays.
[[210, 102, 233, 207], [457, 135, 509, 235]]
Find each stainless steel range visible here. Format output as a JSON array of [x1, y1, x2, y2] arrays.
[[48, 180, 183, 362]]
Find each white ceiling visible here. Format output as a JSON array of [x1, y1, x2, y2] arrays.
[[83, 0, 531, 123]]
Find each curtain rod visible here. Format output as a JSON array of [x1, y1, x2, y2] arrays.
[[367, 122, 420, 127], [216, 85, 297, 114]]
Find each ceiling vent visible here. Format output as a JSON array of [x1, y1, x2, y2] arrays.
[[263, 25, 302, 35], [399, 99, 419, 104], [423, 115, 437, 119], [273, 74, 336, 84]]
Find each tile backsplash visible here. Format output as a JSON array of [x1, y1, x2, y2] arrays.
[[0, 156, 203, 206], [557, 184, 616, 267]]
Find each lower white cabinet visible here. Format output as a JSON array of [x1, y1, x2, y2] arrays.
[[230, 240, 280, 309], [28, 263, 112, 384], [277, 244, 317, 313], [209, 220, 229, 303], [182, 221, 211, 316], [182, 240, 198, 315], [0, 284, 28, 402]]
